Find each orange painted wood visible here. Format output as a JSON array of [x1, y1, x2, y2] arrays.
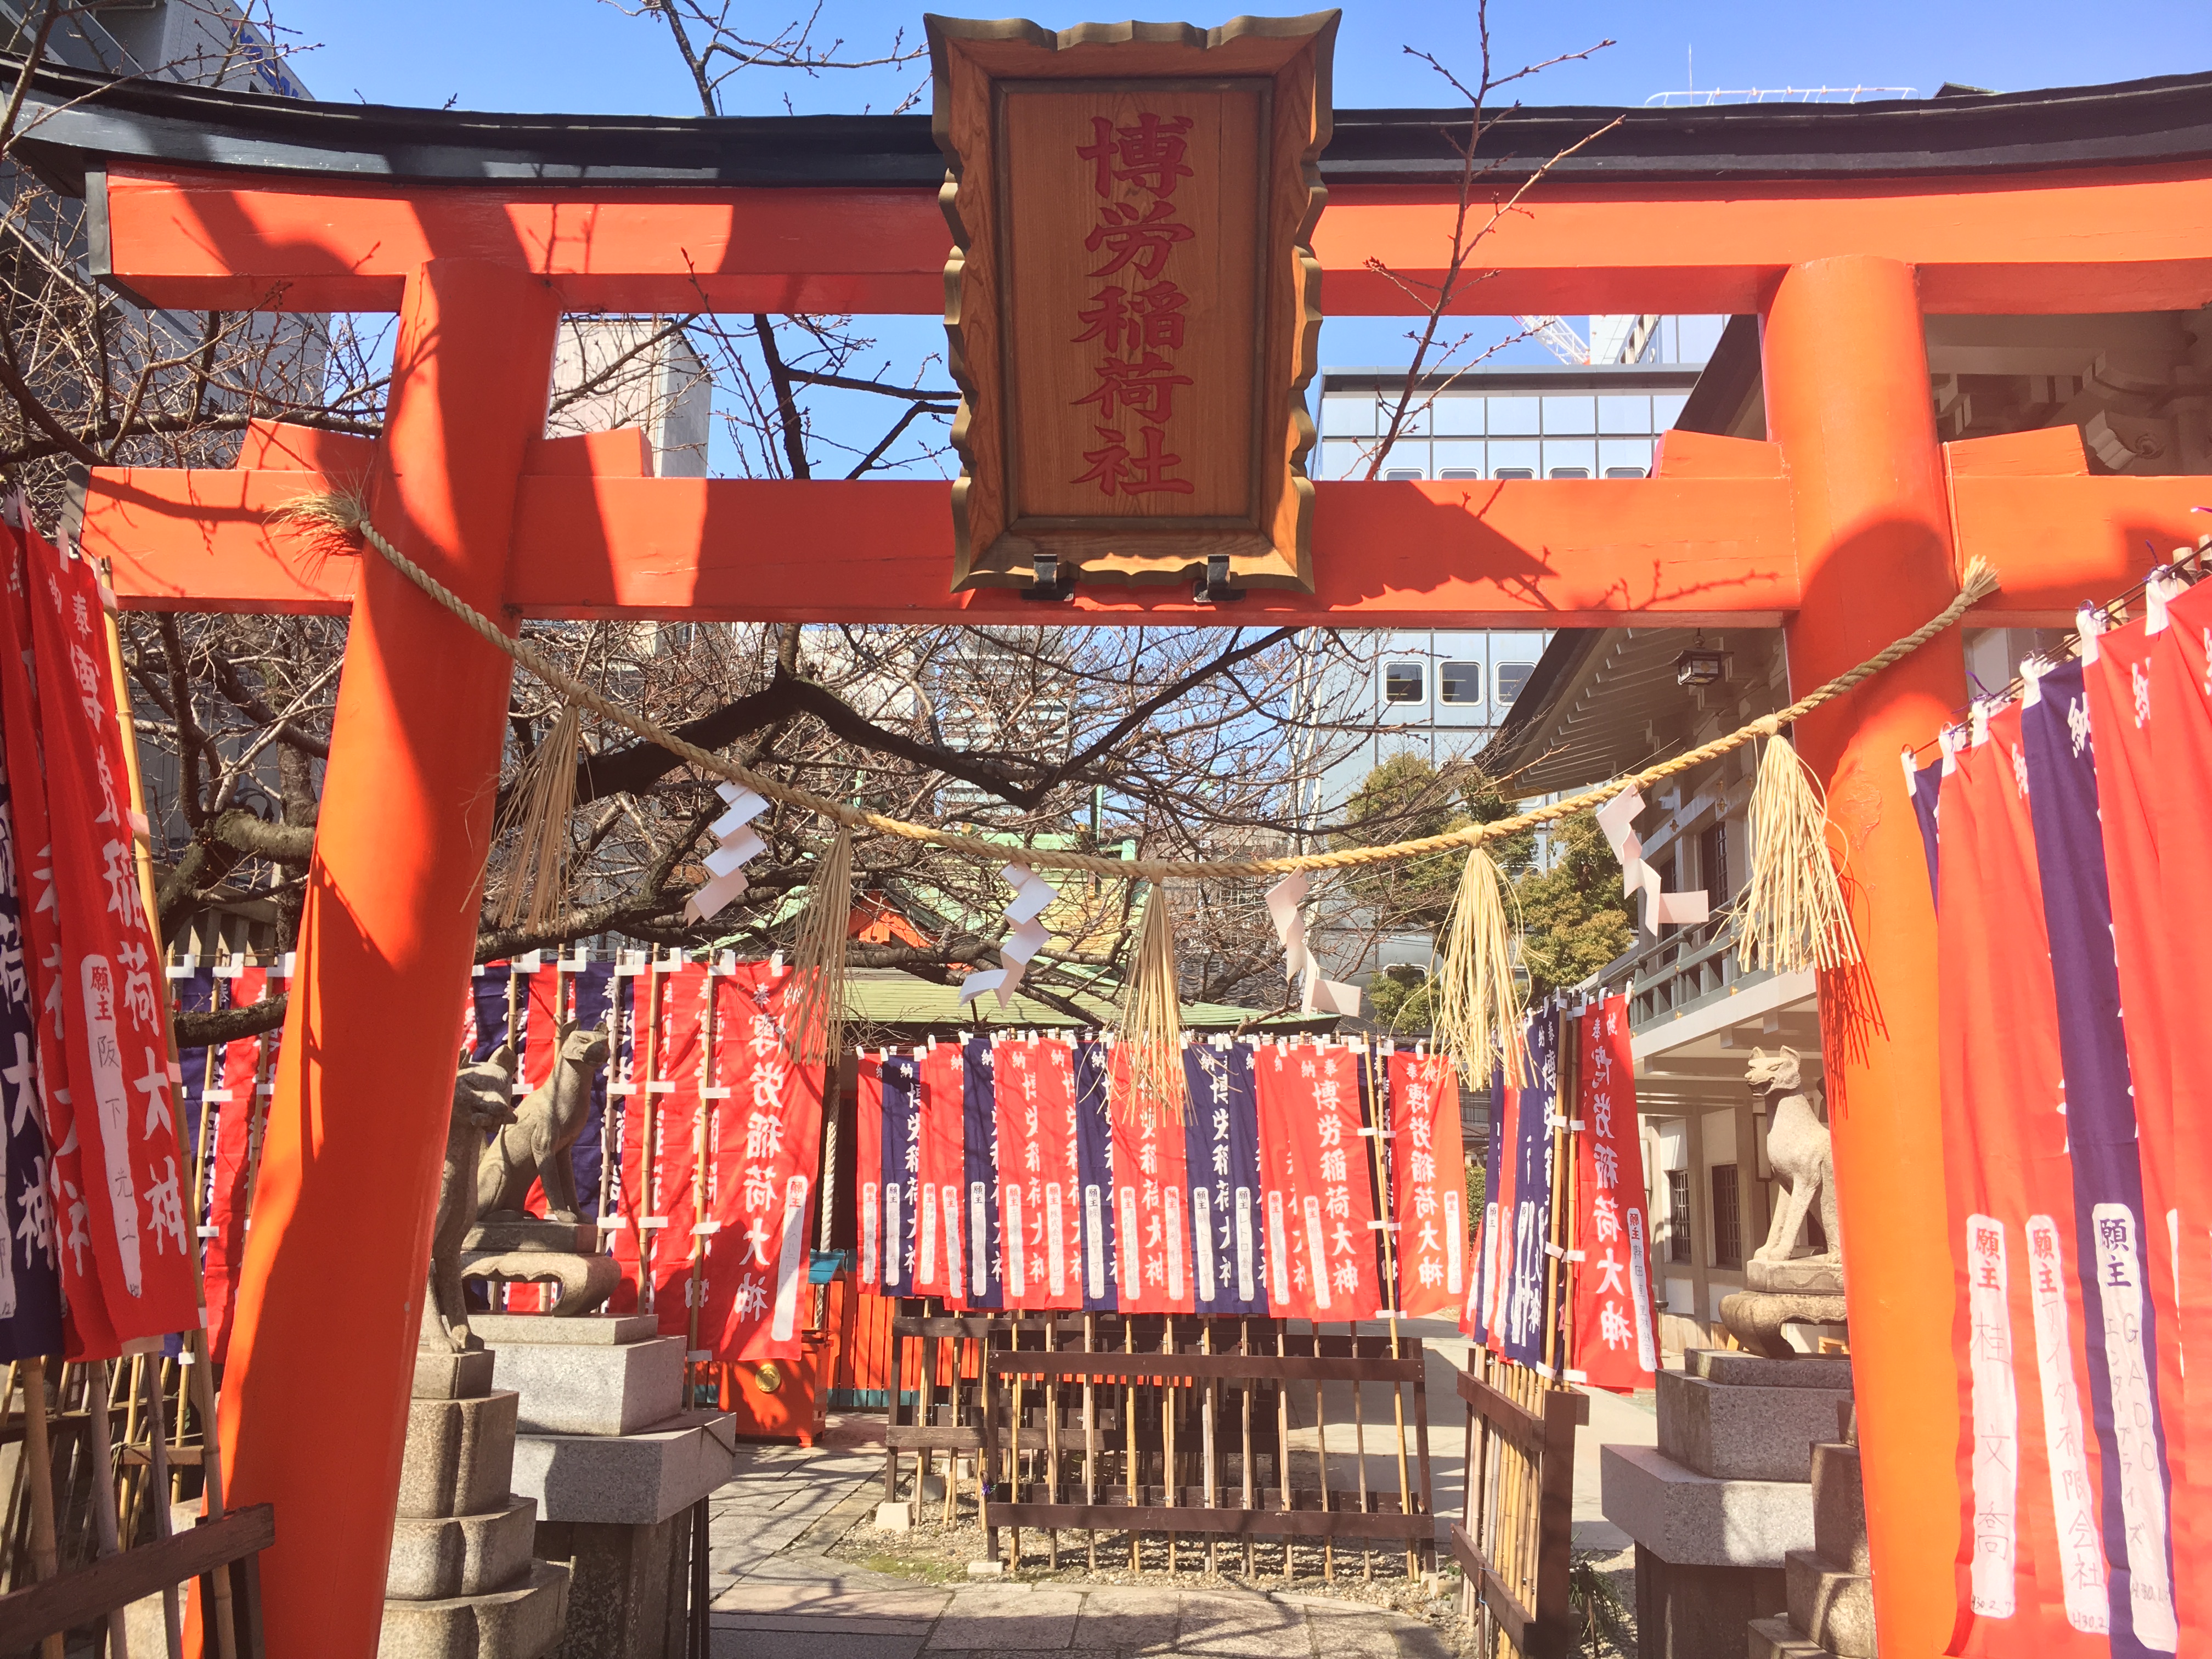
[[1764, 254, 1966, 1659], [95, 160, 2212, 316], [84, 470, 1803, 625], [215, 261, 559, 1659], [1950, 473, 2212, 622], [1942, 424, 2089, 477]]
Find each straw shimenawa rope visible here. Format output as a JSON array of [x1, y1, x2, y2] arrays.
[[1431, 847, 1527, 1087], [492, 701, 583, 932], [271, 491, 1997, 883], [1115, 884, 1187, 1121]]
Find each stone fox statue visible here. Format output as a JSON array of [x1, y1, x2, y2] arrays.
[[476, 1020, 611, 1224], [428, 1045, 518, 1352], [1745, 1046, 1842, 1274]]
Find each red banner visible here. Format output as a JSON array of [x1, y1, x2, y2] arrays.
[[1253, 1042, 1378, 1322], [641, 965, 708, 1333], [910, 1042, 966, 1302], [1568, 997, 1657, 1392], [1389, 1050, 1465, 1319], [1470, 1070, 1521, 1350], [10, 529, 195, 1351], [1937, 709, 2111, 1651], [1108, 1047, 1194, 1316], [2152, 578, 2212, 1649], [994, 1037, 1082, 1310], [701, 963, 825, 1362], [202, 967, 282, 1362]]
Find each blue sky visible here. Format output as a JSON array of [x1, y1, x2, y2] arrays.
[[273, 1, 2207, 117], [267, 1, 2211, 475]]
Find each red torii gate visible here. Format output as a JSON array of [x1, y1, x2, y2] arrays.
[[43, 57, 2212, 1659]]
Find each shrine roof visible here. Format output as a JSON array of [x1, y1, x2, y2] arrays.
[[7, 56, 2210, 197]]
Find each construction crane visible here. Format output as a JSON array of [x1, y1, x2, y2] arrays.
[[1517, 314, 1592, 366]]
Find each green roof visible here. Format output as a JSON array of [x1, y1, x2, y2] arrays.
[[840, 969, 1338, 1039]]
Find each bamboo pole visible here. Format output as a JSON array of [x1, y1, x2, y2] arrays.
[[1082, 1311, 1098, 1571], [1313, 1330, 1331, 1582], [1239, 1316, 1254, 1579], [1008, 1319, 1025, 1571], [20, 1358, 64, 1659], [639, 964, 666, 1313], [1200, 1317, 1217, 1577], [1274, 1322, 1293, 1580], [1045, 1314, 1060, 1572], [1124, 1317, 1138, 1572], [139, 1356, 184, 1659], [82, 1358, 132, 1659], [1163, 1313, 1176, 1576], [100, 584, 235, 1659], [1361, 1043, 1417, 1578]]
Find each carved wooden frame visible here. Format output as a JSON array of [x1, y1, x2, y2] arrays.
[[927, 12, 1339, 593]]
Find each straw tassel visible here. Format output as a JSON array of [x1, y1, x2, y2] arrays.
[[494, 703, 584, 932], [1736, 729, 1861, 974], [786, 827, 854, 1068], [1432, 847, 1526, 1086], [1115, 884, 1187, 1125]]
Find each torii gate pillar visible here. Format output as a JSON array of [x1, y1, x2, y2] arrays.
[[215, 259, 559, 1657], [1765, 255, 1966, 1658]]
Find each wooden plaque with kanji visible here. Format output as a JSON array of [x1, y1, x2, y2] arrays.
[[928, 12, 1338, 594]]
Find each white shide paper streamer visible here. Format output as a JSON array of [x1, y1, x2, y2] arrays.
[[1593, 786, 1709, 936], [1265, 871, 1361, 1015], [684, 781, 771, 922], [959, 863, 1057, 1009]]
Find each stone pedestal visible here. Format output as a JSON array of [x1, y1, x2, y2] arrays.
[[474, 1314, 738, 1659], [1751, 1407, 1875, 1658], [380, 1347, 569, 1659], [463, 1221, 621, 1318], [1598, 1350, 1852, 1659]]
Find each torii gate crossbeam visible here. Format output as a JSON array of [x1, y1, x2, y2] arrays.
[[35, 65, 2212, 1659]]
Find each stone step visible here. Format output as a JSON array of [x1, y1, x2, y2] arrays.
[[1684, 1349, 1853, 1390], [1811, 1442, 1870, 1573], [399, 1391, 520, 1521], [414, 1348, 496, 1402], [1657, 1370, 1854, 1482], [491, 1334, 682, 1437], [377, 1559, 570, 1659], [1748, 1613, 1831, 1659], [1596, 1444, 1814, 1570], [1786, 1549, 1876, 1659], [388, 1497, 540, 1601], [513, 1409, 740, 1527], [471, 1313, 657, 1346]]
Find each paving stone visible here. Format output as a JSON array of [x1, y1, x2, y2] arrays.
[[710, 1630, 926, 1659], [1177, 1593, 1307, 1657], [1071, 1586, 1181, 1652], [1301, 1602, 1403, 1659], [1748, 1614, 1828, 1659], [928, 1589, 1082, 1650], [711, 1581, 950, 1620]]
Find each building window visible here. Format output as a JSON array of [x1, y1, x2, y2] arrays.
[[1438, 469, 1483, 480], [1604, 465, 1649, 479], [1548, 466, 1592, 479], [1701, 820, 1730, 904], [1711, 1164, 1743, 1269], [1384, 468, 1424, 482], [1667, 1170, 1692, 1263], [1495, 662, 1534, 705], [1493, 466, 1535, 481], [1384, 662, 1425, 704], [1440, 662, 1484, 706]]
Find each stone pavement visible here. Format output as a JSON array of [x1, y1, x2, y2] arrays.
[[706, 1428, 1455, 1659]]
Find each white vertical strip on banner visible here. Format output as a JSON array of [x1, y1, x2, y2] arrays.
[[1965, 1214, 2020, 1618], [2024, 1214, 2109, 1634], [770, 1175, 810, 1342], [2089, 1203, 2178, 1650]]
